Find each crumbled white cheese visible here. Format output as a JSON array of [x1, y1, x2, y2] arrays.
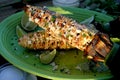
[[35, 18, 39, 23], [28, 40, 32, 44]]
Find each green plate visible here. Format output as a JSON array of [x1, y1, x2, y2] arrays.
[[0, 7, 114, 80]]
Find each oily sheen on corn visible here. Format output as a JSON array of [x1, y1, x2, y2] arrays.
[[18, 5, 98, 51]]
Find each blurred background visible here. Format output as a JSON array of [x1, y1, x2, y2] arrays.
[[0, 0, 120, 80], [0, 0, 120, 22]]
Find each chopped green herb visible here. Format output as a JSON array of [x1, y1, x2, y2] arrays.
[[51, 15, 56, 22], [82, 33, 87, 37]]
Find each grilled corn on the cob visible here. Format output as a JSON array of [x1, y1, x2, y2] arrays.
[[19, 30, 73, 49], [18, 5, 113, 61], [19, 5, 98, 51]]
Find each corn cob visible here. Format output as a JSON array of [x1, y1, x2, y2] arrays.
[[18, 5, 114, 61], [19, 5, 98, 51], [18, 30, 73, 49]]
